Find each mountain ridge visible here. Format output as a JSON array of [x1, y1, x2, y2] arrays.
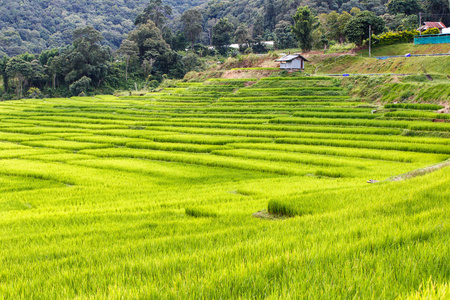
[[0, 0, 207, 57]]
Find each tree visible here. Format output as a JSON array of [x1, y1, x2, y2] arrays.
[[118, 40, 138, 81], [73, 26, 103, 47], [264, 0, 276, 31], [204, 19, 218, 46], [134, 0, 172, 29], [127, 21, 171, 61], [170, 31, 189, 51], [252, 15, 265, 39], [38, 49, 59, 66], [235, 24, 250, 51], [69, 76, 91, 95], [65, 26, 110, 86], [29, 59, 46, 88], [424, 0, 450, 25], [153, 52, 185, 79], [0, 56, 10, 94], [387, 0, 422, 15], [320, 11, 351, 43], [337, 12, 352, 43], [181, 10, 203, 49], [5, 56, 33, 98], [291, 6, 319, 52], [344, 11, 385, 46], [274, 21, 297, 49], [47, 55, 65, 89], [400, 14, 419, 31], [182, 53, 203, 73], [212, 18, 235, 55], [382, 13, 418, 31]]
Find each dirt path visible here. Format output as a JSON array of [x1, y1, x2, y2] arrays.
[[389, 159, 450, 182]]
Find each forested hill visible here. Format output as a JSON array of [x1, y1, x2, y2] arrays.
[[201, 0, 448, 34], [203, 0, 385, 26], [0, 0, 206, 57], [1, 0, 448, 57]]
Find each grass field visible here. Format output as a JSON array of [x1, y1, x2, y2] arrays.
[[0, 77, 449, 299], [359, 43, 450, 57], [307, 54, 450, 75]]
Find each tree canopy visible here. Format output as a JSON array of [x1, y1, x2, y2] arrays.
[[344, 11, 385, 45], [181, 10, 203, 48], [387, 0, 422, 15], [291, 6, 319, 52], [135, 0, 173, 29], [0, 0, 207, 56], [212, 18, 235, 54]]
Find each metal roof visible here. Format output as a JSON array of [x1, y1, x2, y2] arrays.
[[275, 54, 308, 62], [422, 22, 446, 29]]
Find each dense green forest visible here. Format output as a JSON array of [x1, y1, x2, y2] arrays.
[[1, 0, 448, 57], [0, 0, 207, 57]]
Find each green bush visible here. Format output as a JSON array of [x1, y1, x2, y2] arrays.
[[422, 28, 440, 35], [368, 30, 419, 47], [69, 76, 92, 96]]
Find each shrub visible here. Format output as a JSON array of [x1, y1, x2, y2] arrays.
[[368, 30, 419, 47], [27, 87, 43, 99], [422, 28, 440, 35], [69, 76, 92, 96]]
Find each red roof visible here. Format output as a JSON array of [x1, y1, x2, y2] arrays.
[[423, 22, 446, 29]]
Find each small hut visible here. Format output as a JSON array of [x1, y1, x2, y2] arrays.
[[275, 54, 308, 70]]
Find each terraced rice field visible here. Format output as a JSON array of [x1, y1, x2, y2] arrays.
[[0, 77, 449, 299]]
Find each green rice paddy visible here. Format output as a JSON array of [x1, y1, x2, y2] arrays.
[[0, 77, 449, 299]]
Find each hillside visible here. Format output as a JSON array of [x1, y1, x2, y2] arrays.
[[0, 77, 449, 298], [180, 45, 450, 105], [358, 43, 450, 57], [202, 0, 386, 28], [306, 54, 450, 75], [0, 0, 206, 57]]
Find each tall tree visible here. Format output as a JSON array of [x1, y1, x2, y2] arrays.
[[274, 21, 298, 49], [47, 55, 65, 89], [321, 11, 352, 43], [212, 18, 235, 55], [0, 56, 10, 94], [344, 11, 385, 46], [337, 12, 352, 43], [118, 40, 138, 81], [65, 26, 110, 85], [127, 21, 171, 61], [252, 15, 265, 39], [264, 0, 277, 31], [235, 24, 250, 51], [181, 9, 203, 49], [135, 0, 172, 29], [5, 56, 33, 98], [291, 6, 319, 52]]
